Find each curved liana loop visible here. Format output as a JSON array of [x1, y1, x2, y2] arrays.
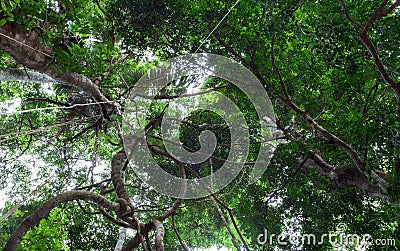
[[122, 53, 277, 199]]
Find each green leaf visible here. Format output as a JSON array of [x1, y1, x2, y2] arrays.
[[1, 1, 6, 11]]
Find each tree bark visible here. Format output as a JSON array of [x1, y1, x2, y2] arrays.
[[0, 67, 57, 84], [2, 190, 120, 251], [0, 20, 109, 103]]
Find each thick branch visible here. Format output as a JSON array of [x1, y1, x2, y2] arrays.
[[111, 150, 131, 203], [2, 190, 120, 251], [302, 152, 390, 203], [122, 234, 142, 251], [0, 21, 109, 103], [152, 220, 165, 251], [328, 165, 388, 201], [0, 67, 57, 84], [122, 221, 156, 251]]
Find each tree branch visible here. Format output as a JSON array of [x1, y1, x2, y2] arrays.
[[122, 234, 142, 251], [0, 21, 110, 103], [270, 35, 367, 172], [152, 220, 165, 251], [2, 190, 120, 251], [209, 194, 241, 251], [156, 161, 186, 221], [341, 0, 400, 117], [172, 214, 190, 251], [339, 0, 362, 28], [98, 206, 132, 229], [0, 67, 57, 84]]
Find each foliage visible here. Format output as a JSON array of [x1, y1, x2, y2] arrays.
[[0, 0, 400, 250]]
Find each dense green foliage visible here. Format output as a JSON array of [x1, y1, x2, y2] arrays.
[[0, 0, 399, 250]]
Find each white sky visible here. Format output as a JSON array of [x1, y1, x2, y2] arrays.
[[0, 190, 6, 208], [0, 78, 233, 249]]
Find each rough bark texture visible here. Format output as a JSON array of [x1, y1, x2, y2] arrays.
[[111, 150, 131, 203], [303, 152, 389, 202], [0, 20, 109, 103], [153, 220, 165, 251]]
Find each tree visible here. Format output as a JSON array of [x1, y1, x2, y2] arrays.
[[0, 0, 399, 250]]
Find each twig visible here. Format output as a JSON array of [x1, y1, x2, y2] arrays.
[[77, 200, 101, 215], [172, 214, 191, 251], [98, 206, 132, 229], [339, 0, 362, 28], [156, 160, 186, 221]]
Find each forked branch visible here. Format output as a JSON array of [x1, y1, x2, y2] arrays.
[[341, 0, 400, 117]]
